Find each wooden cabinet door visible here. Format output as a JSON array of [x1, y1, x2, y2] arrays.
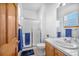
[[55, 48, 65, 56], [45, 42, 55, 56], [0, 4, 6, 46], [45, 42, 65, 56]]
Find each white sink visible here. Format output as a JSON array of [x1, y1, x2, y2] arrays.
[[54, 39, 79, 49]]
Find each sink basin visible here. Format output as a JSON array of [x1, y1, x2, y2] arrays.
[[54, 39, 79, 49]]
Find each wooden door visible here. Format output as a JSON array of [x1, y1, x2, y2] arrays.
[[0, 3, 18, 56], [7, 3, 18, 56], [7, 4, 17, 43], [0, 4, 6, 46]]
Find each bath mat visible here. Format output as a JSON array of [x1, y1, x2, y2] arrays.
[[21, 49, 34, 56]]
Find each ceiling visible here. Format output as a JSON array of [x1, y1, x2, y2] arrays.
[[19, 3, 58, 12], [20, 3, 43, 12]]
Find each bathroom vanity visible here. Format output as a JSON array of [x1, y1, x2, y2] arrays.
[[45, 38, 79, 56], [45, 41, 65, 56]]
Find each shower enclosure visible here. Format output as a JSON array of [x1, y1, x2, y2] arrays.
[[20, 18, 41, 48]]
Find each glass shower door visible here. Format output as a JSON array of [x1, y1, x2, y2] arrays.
[[32, 21, 41, 46]]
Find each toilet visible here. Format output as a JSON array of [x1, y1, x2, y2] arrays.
[[36, 43, 45, 48], [36, 43, 45, 56]]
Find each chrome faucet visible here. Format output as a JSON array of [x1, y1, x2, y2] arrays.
[[64, 38, 71, 43]]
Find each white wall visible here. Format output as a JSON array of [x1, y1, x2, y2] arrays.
[[38, 4, 58, 42], [21, 9, 39, 20], [45, 4, 58, 37], [38, 4, 46, 42]]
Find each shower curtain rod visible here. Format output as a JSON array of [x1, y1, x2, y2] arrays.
[[22, 17, 40, 21]]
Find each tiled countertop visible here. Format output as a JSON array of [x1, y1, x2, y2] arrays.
[[45, 38, 79, 56]]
